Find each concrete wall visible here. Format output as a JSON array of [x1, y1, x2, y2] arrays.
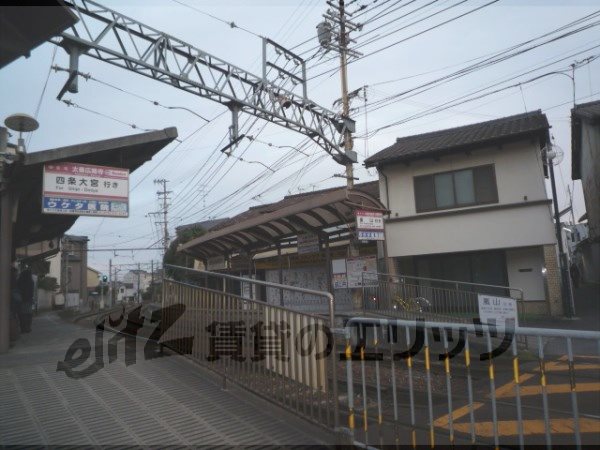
[[378, 138, 556, 258], [542, 244, 563, 316], [579, 120, 600, 240], [385, 203, 556, 257]]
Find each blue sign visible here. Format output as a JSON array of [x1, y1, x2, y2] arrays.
[[42, 197, 128, 217]]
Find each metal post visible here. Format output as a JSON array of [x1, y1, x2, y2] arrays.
[[325, 236, 333, 295], [64, 238, 69, 308], [0, 189, 13, 353], [151, 259, 154, 302], [262, 37, 267, 84], [277, 243, 283, 306], [108, 258, 112, 307]]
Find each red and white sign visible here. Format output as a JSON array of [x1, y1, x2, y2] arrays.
[[42, 162, 129, 217], [355, 210, 384, 230]]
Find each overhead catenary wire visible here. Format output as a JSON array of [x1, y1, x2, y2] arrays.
[[53, 66, 211, 122], [169, 0, 263, 38], [61, 99, 159, 134]]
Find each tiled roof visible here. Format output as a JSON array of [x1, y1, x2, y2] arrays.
[[572, 100, 600, 121], [364, 110, 549, 167]]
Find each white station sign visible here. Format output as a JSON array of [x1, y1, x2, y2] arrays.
[[477, 294, 519, 328], [355, 210, 384, 241]]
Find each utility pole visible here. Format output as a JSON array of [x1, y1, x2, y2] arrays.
[[137, 262, 141, 303], [153, 179, 171, 259], [546, 145, 576, 318], [338, 0, 353, 188], [317, 0, 360, 189], [108, 258, 112, 307], [150, 260, 154, 303], [63, 238, 69, 306]]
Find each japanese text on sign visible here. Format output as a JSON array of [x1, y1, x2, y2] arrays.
[[478, 294, 519, 327], [42, 162, 129, 218], [355, 209, 384, 230]]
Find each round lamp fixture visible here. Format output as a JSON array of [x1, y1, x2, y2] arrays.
[[4, 113, 39, 153], [4, 113, 39, 133]]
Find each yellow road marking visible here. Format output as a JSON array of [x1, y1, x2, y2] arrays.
[[433, 402, 484, 427], [544, 360, 600, 372], [497, 382, 600, 398], [560, 355, 600, 361], [449, 417, 600, 437], [493, 373, 535, 398]]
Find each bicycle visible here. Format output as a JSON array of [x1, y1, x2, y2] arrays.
[[392, 295, 431, 313]]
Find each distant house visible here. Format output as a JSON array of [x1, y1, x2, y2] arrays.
[[122, 270, 152, 302], [87, 266, 101, 293], [571, 100, 600, 285], [365, 110, 563, 316], [46, 235, 89, 308]]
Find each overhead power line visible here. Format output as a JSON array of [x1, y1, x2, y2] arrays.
[[170, 0, 263, 38], [309, 0, 501, 80], [361, 57, 599, 138]]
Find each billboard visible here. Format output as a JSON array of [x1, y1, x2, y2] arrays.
[[42, 162, 129, 217]]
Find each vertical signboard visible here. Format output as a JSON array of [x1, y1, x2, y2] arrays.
[[355, 209, 384, 241], [42, 162, 129, 217]]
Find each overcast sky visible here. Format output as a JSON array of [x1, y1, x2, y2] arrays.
[[1, 0, 598, 276]]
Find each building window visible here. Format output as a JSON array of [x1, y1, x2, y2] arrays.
[[414, 164, 498, 212]]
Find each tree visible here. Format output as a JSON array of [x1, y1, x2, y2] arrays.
[[163, 226, 206, 279]]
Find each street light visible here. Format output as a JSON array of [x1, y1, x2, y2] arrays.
[[4, 113, 39, 153]]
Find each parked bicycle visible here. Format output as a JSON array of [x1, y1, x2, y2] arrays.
[[392, 295, 431, 313]]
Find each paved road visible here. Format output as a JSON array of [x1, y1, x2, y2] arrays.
[[0, 312, 333, 446]]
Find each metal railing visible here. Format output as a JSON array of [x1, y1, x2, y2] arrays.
[[161, 265, 340, 429], [339, 317, 600, 448], [361, 272, 525, 323]]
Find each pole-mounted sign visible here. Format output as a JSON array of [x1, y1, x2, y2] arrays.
[[42, 162, 129, 217], [355, 209, 384, 241]]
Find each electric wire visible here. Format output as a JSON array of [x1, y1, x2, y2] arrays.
[[170, 0, 263, 38]]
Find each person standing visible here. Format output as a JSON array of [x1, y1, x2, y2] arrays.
[[10, 267, 22, 344], [17, 265, 34, 333]]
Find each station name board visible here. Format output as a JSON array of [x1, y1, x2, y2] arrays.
[[42, 162, 129, 218]]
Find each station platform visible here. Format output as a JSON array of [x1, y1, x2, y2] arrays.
[[0, 312, 333, 446]]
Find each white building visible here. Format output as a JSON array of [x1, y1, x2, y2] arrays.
[[365, 110, 563, 316], [122, 269, 152, 301]]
